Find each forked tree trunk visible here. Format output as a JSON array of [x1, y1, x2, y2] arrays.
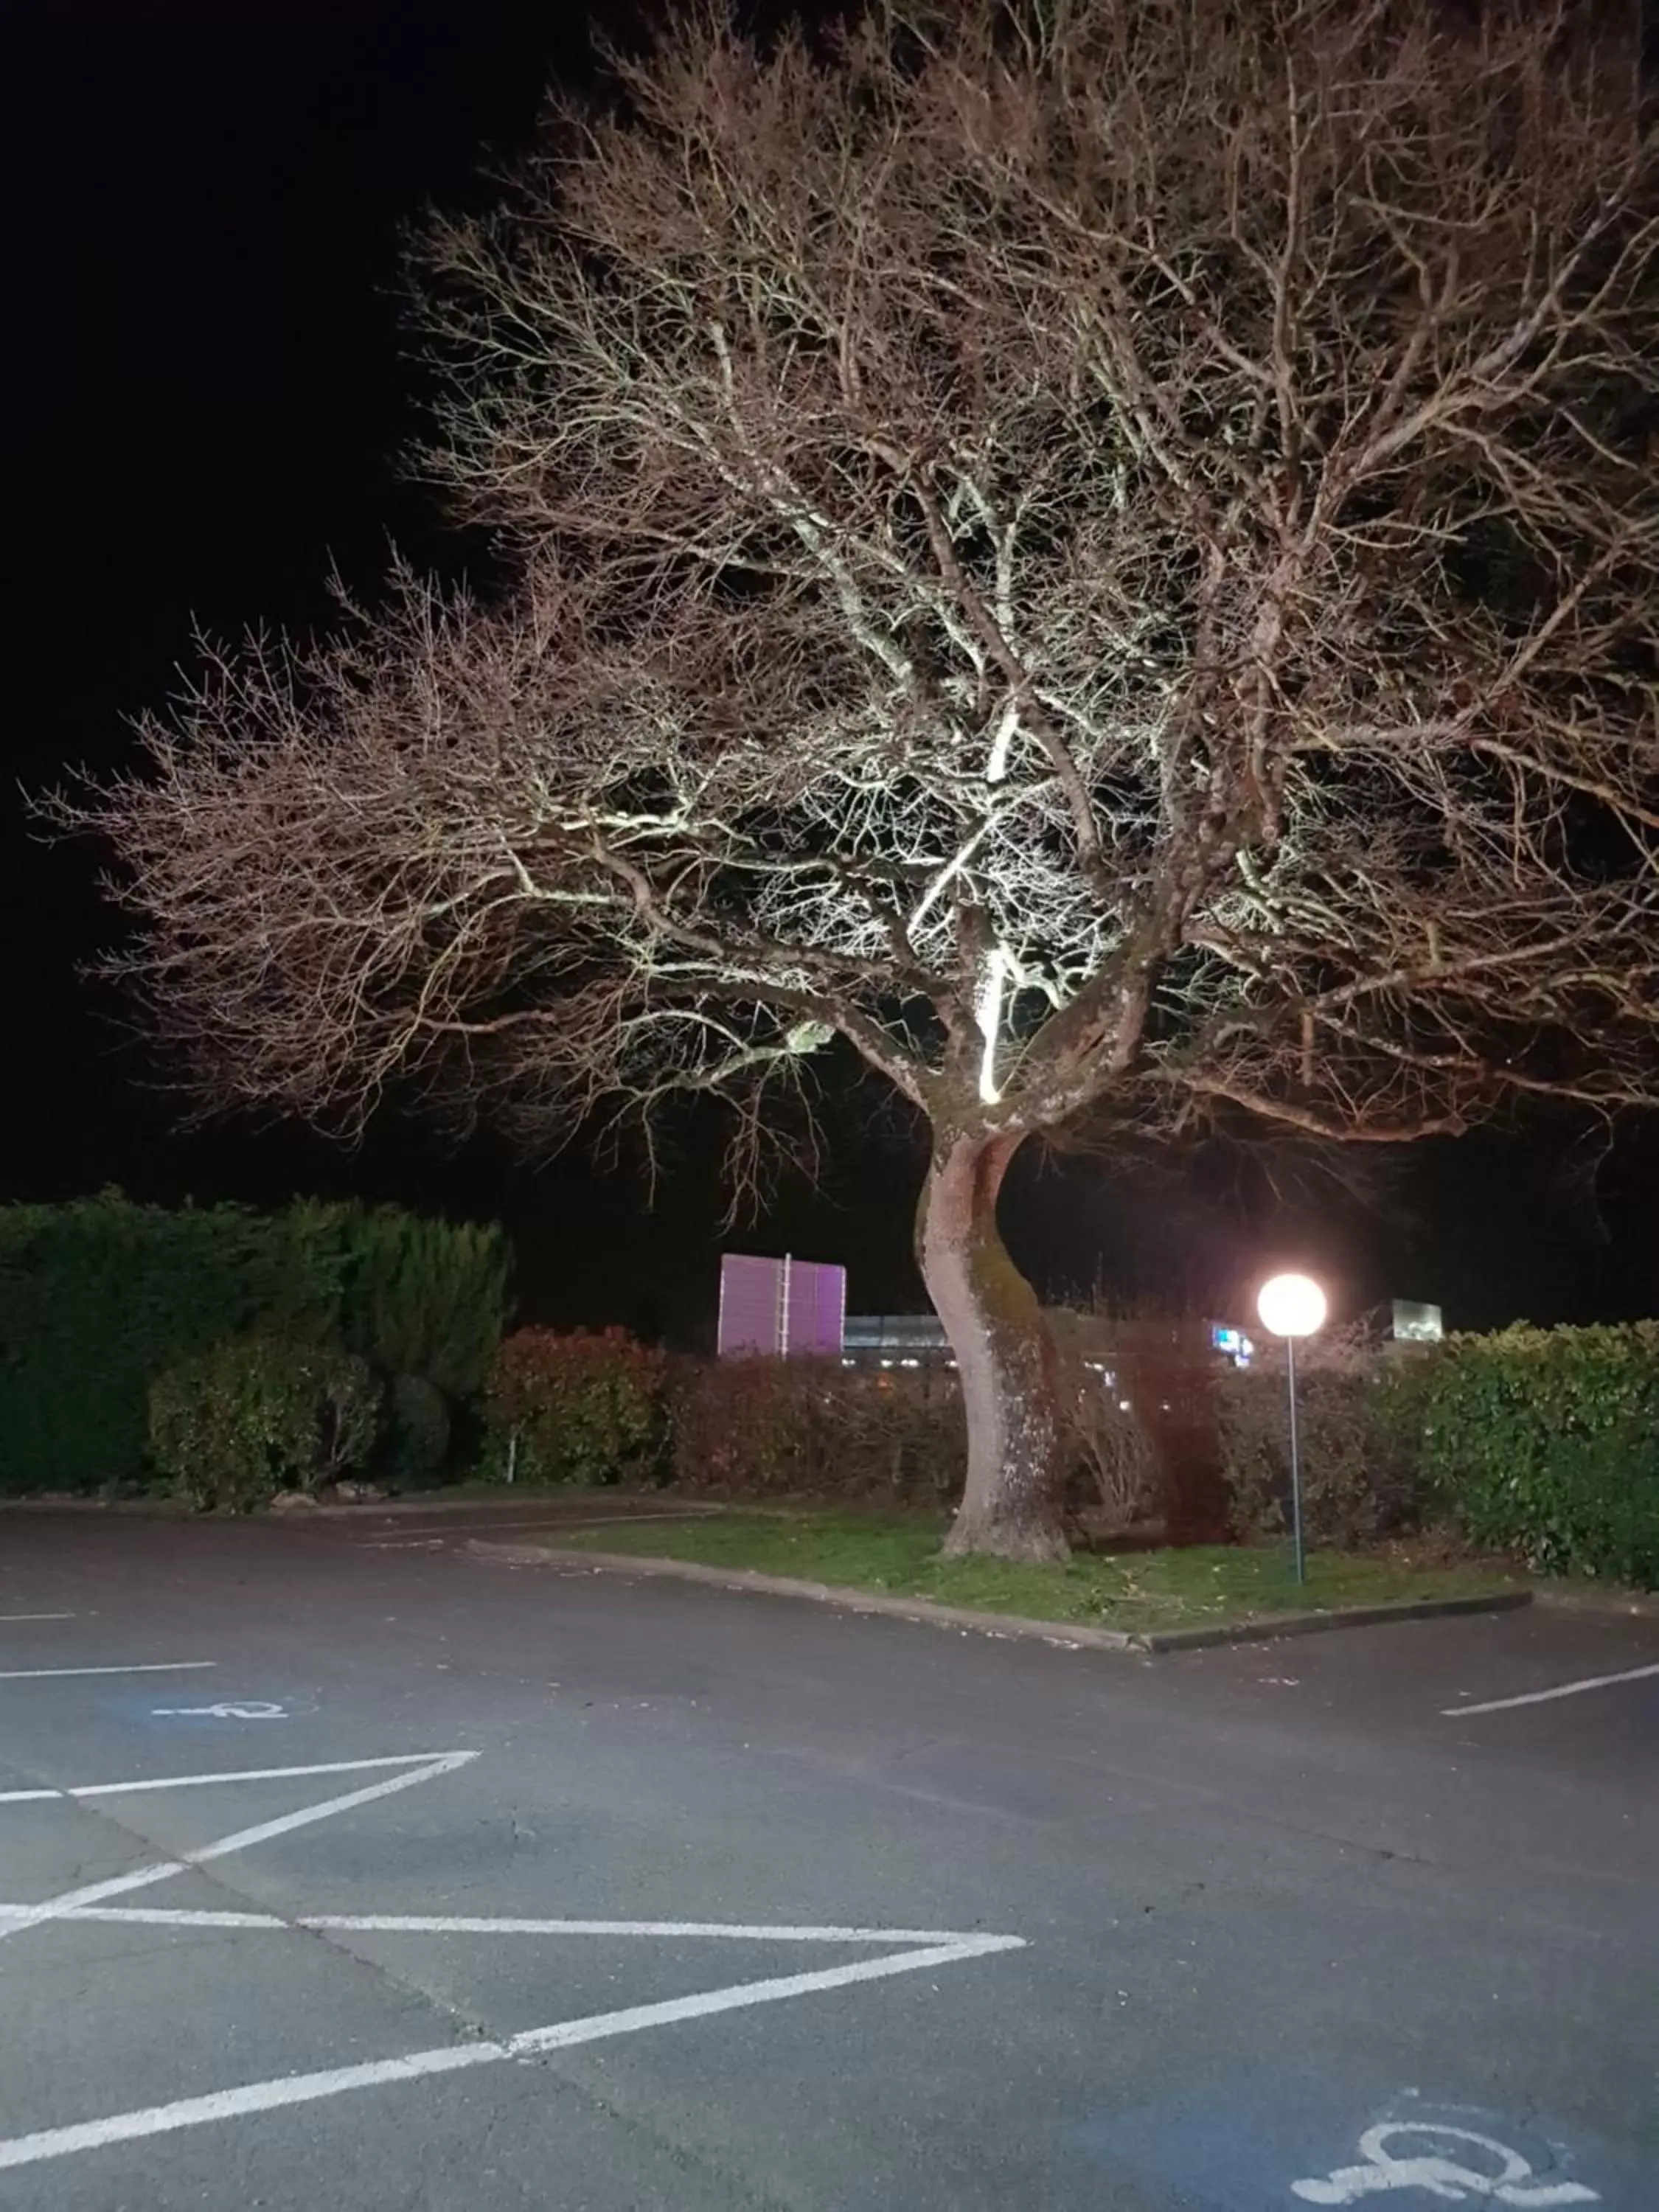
[[917, 1130, 1069, 1563]]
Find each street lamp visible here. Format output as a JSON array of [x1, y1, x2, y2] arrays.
[[1256, 1272, 1327, 1585]]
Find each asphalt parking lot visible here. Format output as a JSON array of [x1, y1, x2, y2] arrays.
[[1, 1506, 1655, 2210]]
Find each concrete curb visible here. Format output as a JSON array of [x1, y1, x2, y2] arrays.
[[0, 1491, 722, 1523], [293, 1496, 726, 1523], [300, 1492, 728, 1522], [462, 1539, 1532, 1655], [463, 1541, 1140, 1649], [1135, 1588, 1533, 1651], [0, 1496, 196, 1517], [1529, 1584, 1659, 1622]]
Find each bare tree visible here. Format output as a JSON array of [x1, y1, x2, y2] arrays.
[[66, 1, 1659, 1558]]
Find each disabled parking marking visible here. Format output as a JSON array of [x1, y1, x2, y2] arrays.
[[0, 1748, 1025, 2170], [1293, 2121, 1599, 2205], [116, 1686, 318, 1728], [150, 1700, 289, 1721], [1070, 2073, 1614, 2212]]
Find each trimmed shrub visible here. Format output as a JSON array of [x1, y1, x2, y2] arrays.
[[1046, 1316, 1158, 1527], [0, 1195, 338, 1495], [336, 1206, 507, 1489], [1218, 1355, 1425, 1548], [666, 1357, 819, 1494], [148, 1338, 381, 1512], [302, 1345, 383, 1492], [1051, 1311, 1223, 1537], [666, 1359, 964, 1503], [339, 1208, 509, 1399], [1060, 1386, 1159, 1528], [485, 1328, 666, 1486], [383, 1372, 453, 1488], [0, 1194, 508, 1495], [1422, 1326, 1659, 1587]]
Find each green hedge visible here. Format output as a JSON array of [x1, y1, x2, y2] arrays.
[[666, 1355, 964, 1503], [1215, 1324, 1659, 1588], [1218, 1362, 1426, 1549], [478, 1331, 965, 1501], [1422, 1326, 1659, 1587], [0, 1193, 509, 1495], [150, 1337, 381, 1512], [338, 1209, 507, 1401], [485, 1328, 667, 1487]]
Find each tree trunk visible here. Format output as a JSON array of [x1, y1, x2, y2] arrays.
[[917, 1130, 1068, 1564]]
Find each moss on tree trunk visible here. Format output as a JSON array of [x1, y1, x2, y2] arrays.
[[917, 1131, 1068, 1564]]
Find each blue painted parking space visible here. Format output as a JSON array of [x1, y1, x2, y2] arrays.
[[1069, 2069, 1638, 2210], [105, 1688, 321, 1728]]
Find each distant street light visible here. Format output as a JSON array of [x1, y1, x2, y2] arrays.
[[1256, 1272, 1327, 1584]]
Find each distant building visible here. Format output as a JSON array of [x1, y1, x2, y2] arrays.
[[1391, 1299, 1444, 1342], [841, 1313, 953, 1368]]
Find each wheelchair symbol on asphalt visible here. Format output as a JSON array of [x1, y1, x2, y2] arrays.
[[1293, 2121, 1599, 2206], [150, 1700, 289, 1721]]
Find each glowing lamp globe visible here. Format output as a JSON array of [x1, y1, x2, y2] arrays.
[[1257, 1273, 1326, 1340]]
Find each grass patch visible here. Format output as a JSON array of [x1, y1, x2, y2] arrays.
[[554, 1509, 1521, 1632]]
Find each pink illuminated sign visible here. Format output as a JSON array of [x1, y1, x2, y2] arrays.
[[717, 1253, 846, 1357]]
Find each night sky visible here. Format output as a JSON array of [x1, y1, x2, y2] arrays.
[[5, 0, 1658, 1341]]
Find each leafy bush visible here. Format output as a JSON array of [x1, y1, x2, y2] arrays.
[[303, 1346, 383, 1490], [383, 1372, 452, 1487], [1060, 1385, 1159, 1526], [666, 1359, 964, 1502], [1422, 1326, 1659, 1587], [337, 1206, 507, 1488], [0, 1194, 336, 1495], [0, 1194, 508, 1494], [148, 1337, 381, 1512], [1218, 1355, 1426, 1549], [666, 1357, 818, 1494], [485, 1328, 666, 1486], [339, 1208, 509, 1399], [1046, 1314, 1158, 1527], [1049, 1311, 1224, 1535]]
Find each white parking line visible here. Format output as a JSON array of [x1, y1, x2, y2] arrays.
[[1442, 1660, 1659, 1717], [0, 1907, 988, 1942], [0, 1753, 476, 1940], [0, 1661, 216, 1682], [0, 1935, 1023, 2171], [0, 1745, 1026, 2173], [0, 1613, 77, 1623], [0, 1751, 462, 1807]]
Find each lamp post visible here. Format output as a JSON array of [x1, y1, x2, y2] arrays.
[[1256, 1272, 1328, 1585]]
